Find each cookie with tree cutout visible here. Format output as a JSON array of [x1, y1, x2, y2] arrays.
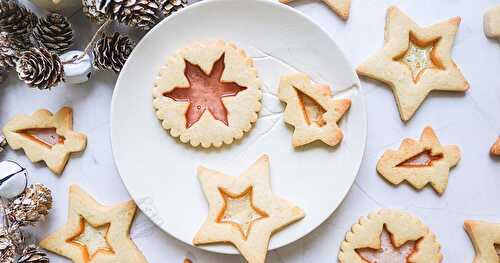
[[153, 40, 262, 148], [377, 126, 460, 195], [339, 209, 442, 263], [464, 220, 500, 263], [2, 107, 87, 175], [278, 73, 351, 147], [40, 185, 147, 263], [357, 6, 469, 121]]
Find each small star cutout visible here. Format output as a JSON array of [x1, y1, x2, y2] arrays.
[[280, 0, 351, 20], [2, 107, 87, 175], [40, 185, 148, 263], [464, 220, 500, 262], [163, 54, 247, 128], [278, 73, 351, 147], [357, 6, 469, 121], [484, 5, 500, 38], [356, 225, 417, 263], [193, 155, 304, 263], [377, 126, 460, 194]]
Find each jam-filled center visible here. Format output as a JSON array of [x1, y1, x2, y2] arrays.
[[18, 128, 65, 148], [396, 33, 442, 83], [295, 88, 327, 127], [397, 150, 443, 167], [356, 225, 417, 263], [163, 54, 247, 128], [67, 217, 114, 262], [216, 187, 268, 240]]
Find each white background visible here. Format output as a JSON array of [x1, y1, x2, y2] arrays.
[[2, 0, 500, 262]]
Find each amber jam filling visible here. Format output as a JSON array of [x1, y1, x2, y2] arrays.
[[163, 54, 247, 128], [356, 225, 418, 263], [394, 32, 443, 83], [67, 217, 115, 262], [396, 150, 443, 167], [18, 128, 65, 148], [216, 187, 268, 240], [295, 88, 327, 127]]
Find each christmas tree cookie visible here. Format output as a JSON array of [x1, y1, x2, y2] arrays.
[[153, 40, 262, 148], [278, 73, 351, 147], [2, 107, 87, 175], [339, 209, 442, 263], [464, 220, 500, 263], [357, 6, 469, 121], [377, 126, 460, 194], [193, 155, 304, 263], [40, 185, 147, 263]]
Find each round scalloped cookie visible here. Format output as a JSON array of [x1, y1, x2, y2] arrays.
[[339, 209, 442, 263], [153, 40, 262, 148]]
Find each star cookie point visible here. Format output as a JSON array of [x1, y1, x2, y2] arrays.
[[484, 5, 500, 38], [376, 126, 460, 194], [193, 155, 304, 263], [40, 185, 147, 263], [357, 6, 468, 121], [464, 220, 500, 262], [490, 137, 500, 156]]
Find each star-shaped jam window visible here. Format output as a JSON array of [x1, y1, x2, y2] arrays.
[[356, 225, 418, 263], [163, 54, 247, 128], [217, 187, 268, 240], [67, 217, 115, 261]]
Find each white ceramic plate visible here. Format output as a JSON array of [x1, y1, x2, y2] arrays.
[[111, 0, 366, 254]]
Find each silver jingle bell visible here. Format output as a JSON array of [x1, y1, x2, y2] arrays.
[[60, 50, 94, 84], [0, 160, 28, 199]]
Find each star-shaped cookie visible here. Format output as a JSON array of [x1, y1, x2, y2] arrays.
[[2, 107, 87, 175], [484, 5, 500, 38], [376, 126, 460, 194], [40, 185, 147, 263], [278, 73, 351, 147], [357, 6, 469, 121], [279, 0, 351, 20], [491, 137, 500, 155], [193, 155, 304, 263], [464, 220, 500, 263]]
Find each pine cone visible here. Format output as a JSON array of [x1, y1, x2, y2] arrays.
[[156, 0, 186, 17], [33, 13, 73, 55], [16, 48, 64, 90], [0, 133, 6, 152], [0, 0, 37, 40], [93, 32, 135, 73], [18, 245, 49, 263], [6, 184, 53, 226], [83, 0, 111, 24], [110, 0, 159, 31], [0, 32, 29, 71], [0, 228, 16, 263]]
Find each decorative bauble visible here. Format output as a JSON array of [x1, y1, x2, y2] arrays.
[[93, 32, 135, 73], [60, 50, 93, 84], [109, 0, 159, 31], [16, 48, 64, 90], [30, 0, 82, 14], [0, 0, 37, 40], [0, 160, 28, 199], [33, 12, 74, 55], [156, 0, 187, 17], [18, 245, 50, 263]]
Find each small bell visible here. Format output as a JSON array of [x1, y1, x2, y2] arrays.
[[0, 160, 28, 199], [60, 50, 93, 84]]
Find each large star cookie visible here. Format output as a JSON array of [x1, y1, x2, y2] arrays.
[[2, 107, 87, 175], [377, 126, 460, 194], [278, 73, 351, 147], [357, 6, 469, 121], [484, 5, 500, 38], [153, 40, 262, 148], [464, 220, 500, 263], [279, 0, 351, 21], [40, 185, 147, 263], [339, 209, 442, 263], [193, 155, 304, 263]]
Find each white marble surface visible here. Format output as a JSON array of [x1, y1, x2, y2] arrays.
[[2, 0, 500, 262]]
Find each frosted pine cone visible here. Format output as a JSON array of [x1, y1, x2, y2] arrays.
[[0, 32, 29, 71], [156, 0, 186, 17], [6, 184, 53, 226], [0, 228, 16, 263], [93, 32, 135, 73], [0, 0, 37, 40], [16, 48, 64, 90], [18, 245, 49, 263], [110, 0, 159, 30], [34, 13, 74, 54]]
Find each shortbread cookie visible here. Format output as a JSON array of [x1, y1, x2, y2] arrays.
[[377, 126, 460, 194], [490, 137, 500, 155], [357, 6, 469, 121], [339, 209, 442, 263], [40, 185, 147, 263], [153, 40, 262, 148], [193, 155, 304, 263], [278, 73, 351, 147], [464, 220, 500, 263], [280, 0, 350, 21], [2, 107, 87, 175], [484, 5, 500, 38]]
